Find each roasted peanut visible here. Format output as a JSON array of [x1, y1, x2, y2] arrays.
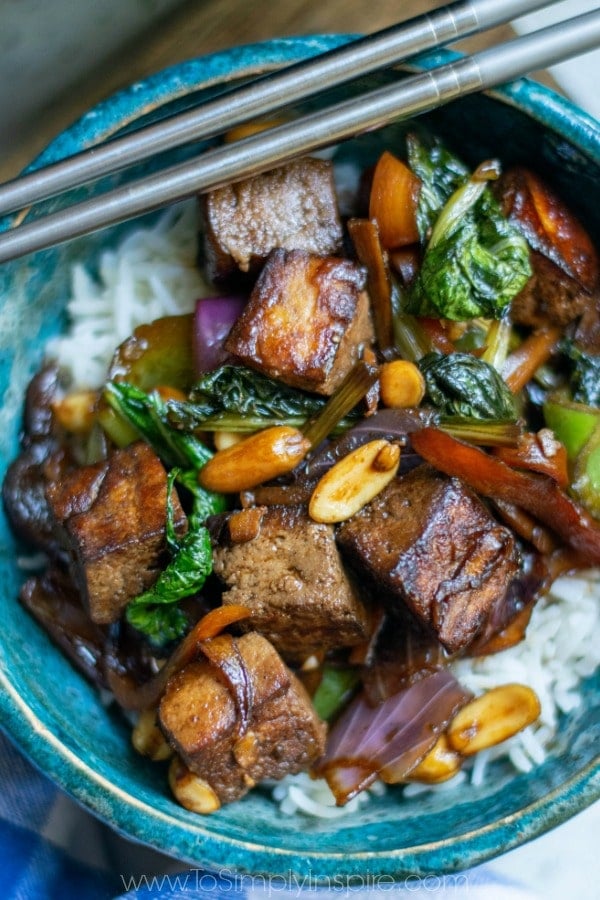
[[131, 708, 173, 761], [309, 439, 400, 523], [379, 359, 426, 409], [213, 430, 245, 451], [407, 734, 463, 784], [198, 426, 311, 493], [52, 390, 97, 434], [168, 757, 221, 814], [447, 684, 541, 756]]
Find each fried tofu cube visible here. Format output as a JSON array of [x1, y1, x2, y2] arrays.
[[46, 442, 186, 624], [159, 632, 326, 804], [202, 157, 343, 283], [337, 465, 520, 653], [212, 505, 372, 660], [224, 248, 373, 395]]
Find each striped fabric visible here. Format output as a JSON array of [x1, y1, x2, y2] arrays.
[[0, 731, 536, 900]]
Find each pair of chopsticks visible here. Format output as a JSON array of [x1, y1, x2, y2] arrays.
[[0, 0, 598, 264]]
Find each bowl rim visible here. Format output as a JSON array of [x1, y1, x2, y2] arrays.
[[1, 34, 599, 881]]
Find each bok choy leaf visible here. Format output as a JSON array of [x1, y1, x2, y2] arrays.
[[126, 469, 217, 647], [406, 159, 532, 321], [419, 351, 518, 421]]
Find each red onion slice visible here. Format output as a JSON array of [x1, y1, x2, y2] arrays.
[[194, 295, 246, 373], [315, 669, 471, 805]]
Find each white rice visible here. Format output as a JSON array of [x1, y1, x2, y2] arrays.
[[46, 202, 600, 816], [46, 201, 210, 390]]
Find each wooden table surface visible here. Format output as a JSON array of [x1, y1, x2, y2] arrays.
[[1, 0, 556, 181]]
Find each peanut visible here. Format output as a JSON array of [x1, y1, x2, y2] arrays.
[[131, 708, 173, 761], [379, 359, 425, 409], [309, 439, 400, 524], [198, 425, 311, 493], [168, 757, 221, 814], [447, 684, 541, 756], [52, 390, 97, 434], [407, 734, 462, 784], [213, 430, 245, 451]]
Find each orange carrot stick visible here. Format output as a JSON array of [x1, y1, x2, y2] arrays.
[[501, 325, 561, 393]]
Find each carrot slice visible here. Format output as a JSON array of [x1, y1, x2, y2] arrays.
[[369, 151, 421, 249], [492, 429, 569, 488], [502, 325, 561, 393]]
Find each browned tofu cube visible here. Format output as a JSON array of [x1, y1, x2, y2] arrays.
[[337, 465, 520, 654], [202, 157, 343, 283], [224, 249, 373, 395], [159, 631, 326, 804], [46, 442, 186, 624], [212, 505, 371, 660]]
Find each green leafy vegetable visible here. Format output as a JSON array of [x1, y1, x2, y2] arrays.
[[564, 342, 600, 407], [166, 364, 360, 434], [103, 381, 213, 470], [190, 365, 326, 418], [406, 132, 469, 239], [125, 469, 215, 646], [419, 351, 518, 421], [406, 164, 532, 321], [174, 466, 226, 525], [102, 384, 225, 646]]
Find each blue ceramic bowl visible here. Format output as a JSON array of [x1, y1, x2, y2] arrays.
[[1, 37, 599, 881]]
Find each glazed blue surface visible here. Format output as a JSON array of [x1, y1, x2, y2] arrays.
[[0, 37, 599, 880]]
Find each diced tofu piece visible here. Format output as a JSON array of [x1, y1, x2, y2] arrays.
[[46, 442, 186, 624], [202, 157, 343, 283], [511, 250, 593, 329], [337, 465, 520, 654], [212, 505, 371, 660], [225, 248, 373, 395], [159, 631, 326, 804]]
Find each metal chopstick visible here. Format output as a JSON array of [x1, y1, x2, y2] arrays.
[[0, 8, 598, 265], [0, 0, 565, 216]]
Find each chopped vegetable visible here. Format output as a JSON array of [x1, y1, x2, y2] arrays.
[[572, 423, 600, 519], [193, 296, 246, 373], [126, 469, 216, 646], [108, 314, 195, 392], [368, 150, 421, 248], [543, 394, 600, 460], [502, 326, 561, 394], [563, 341, 600, 407], [103, 381, 213, 470], [406, 164, 532, 321], [347, 217, 394, 350], [311, 666, 360, 722], [169, 364, 329, 433], [405, 132, 469, 239], [314, 669, 471, 805], [411, 426, 600, 563], [419, 351, 518, 421], [492, 429, 569, 487]]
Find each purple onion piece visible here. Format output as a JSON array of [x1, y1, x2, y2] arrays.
[[315, 669, 472, 805], [299, 407, 437, 480], [194, 295, 246, 373]]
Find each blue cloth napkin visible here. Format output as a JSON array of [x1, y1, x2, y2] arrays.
[[0, 730, 539, 900]]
